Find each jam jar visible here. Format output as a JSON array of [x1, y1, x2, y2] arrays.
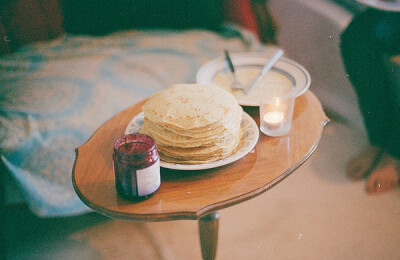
[[113, 133, 160, 201]]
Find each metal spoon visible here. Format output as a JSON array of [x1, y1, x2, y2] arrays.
[[243, 49, 284, 94], [224, 50, 246, 91]]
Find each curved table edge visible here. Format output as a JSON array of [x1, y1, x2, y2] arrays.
[[194, 116, 330, 219], [72, 117, 330, 222], [72, 90, 330, 222]]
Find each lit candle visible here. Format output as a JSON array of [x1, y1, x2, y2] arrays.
[[263, 111, 284, 128]]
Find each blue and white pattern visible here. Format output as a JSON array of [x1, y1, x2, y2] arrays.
[[0, 26, 270, 217]]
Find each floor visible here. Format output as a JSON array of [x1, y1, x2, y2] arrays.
[[5, 119, 400, 260]]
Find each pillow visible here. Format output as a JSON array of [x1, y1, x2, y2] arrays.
[[224, 0, 277, 44], [60, 0, 225, 35], [0, 15, 10, 55], [224, 0, 258, 36], [0, 0, 64, 50]]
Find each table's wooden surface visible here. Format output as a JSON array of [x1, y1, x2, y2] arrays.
[[72, 91, 329, 222]]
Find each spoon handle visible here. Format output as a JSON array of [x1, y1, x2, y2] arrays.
[[244, 49, 284, 94], [224, 50, 235, 73]]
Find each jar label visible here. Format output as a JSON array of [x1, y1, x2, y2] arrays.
[[136, 159, 160, 196]]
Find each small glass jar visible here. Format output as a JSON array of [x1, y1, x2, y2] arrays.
[[113, 133, 160, 201]]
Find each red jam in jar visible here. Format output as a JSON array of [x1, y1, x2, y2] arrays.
[[113, 133, 160, 201]]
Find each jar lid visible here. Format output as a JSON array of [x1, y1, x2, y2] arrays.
[[114, 133, 157, 156]]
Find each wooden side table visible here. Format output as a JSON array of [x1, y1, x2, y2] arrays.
[[73, 91, 329, 260]]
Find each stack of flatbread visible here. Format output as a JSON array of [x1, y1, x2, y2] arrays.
[[140, 83, 243, 164]]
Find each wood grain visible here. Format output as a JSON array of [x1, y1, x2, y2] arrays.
[[72, 91, 329, 221]]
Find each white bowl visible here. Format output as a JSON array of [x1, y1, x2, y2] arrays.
[[196, 52, 311, 106]]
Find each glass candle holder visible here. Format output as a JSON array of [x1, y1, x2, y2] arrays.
[[259, 82, 296, 136], [113, 133, 160, 201]]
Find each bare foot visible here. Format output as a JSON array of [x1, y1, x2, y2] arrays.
[[346, 145, 382, 180], [366, 152, 400, 194]]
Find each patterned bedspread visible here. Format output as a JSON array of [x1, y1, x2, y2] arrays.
[[0, 26, 275, 217]]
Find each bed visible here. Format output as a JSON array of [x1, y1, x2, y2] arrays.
[[0, 0, 279, 217]]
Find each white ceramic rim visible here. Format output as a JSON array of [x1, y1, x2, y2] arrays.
[[196, 52, 311, 106], [125, 111, 260, 170]]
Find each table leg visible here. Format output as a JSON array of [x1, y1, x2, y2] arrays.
[[198, 212, 220, 260]]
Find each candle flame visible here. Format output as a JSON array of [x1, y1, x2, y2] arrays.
[[263, 111, 284, 124]]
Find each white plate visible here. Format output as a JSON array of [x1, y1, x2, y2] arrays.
[[196, 52, 311, 106], [356, 0, 400, 11], [125, 112, 259, 170]]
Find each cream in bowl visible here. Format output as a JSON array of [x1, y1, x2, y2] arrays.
[[212, 68, 292, 105]]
